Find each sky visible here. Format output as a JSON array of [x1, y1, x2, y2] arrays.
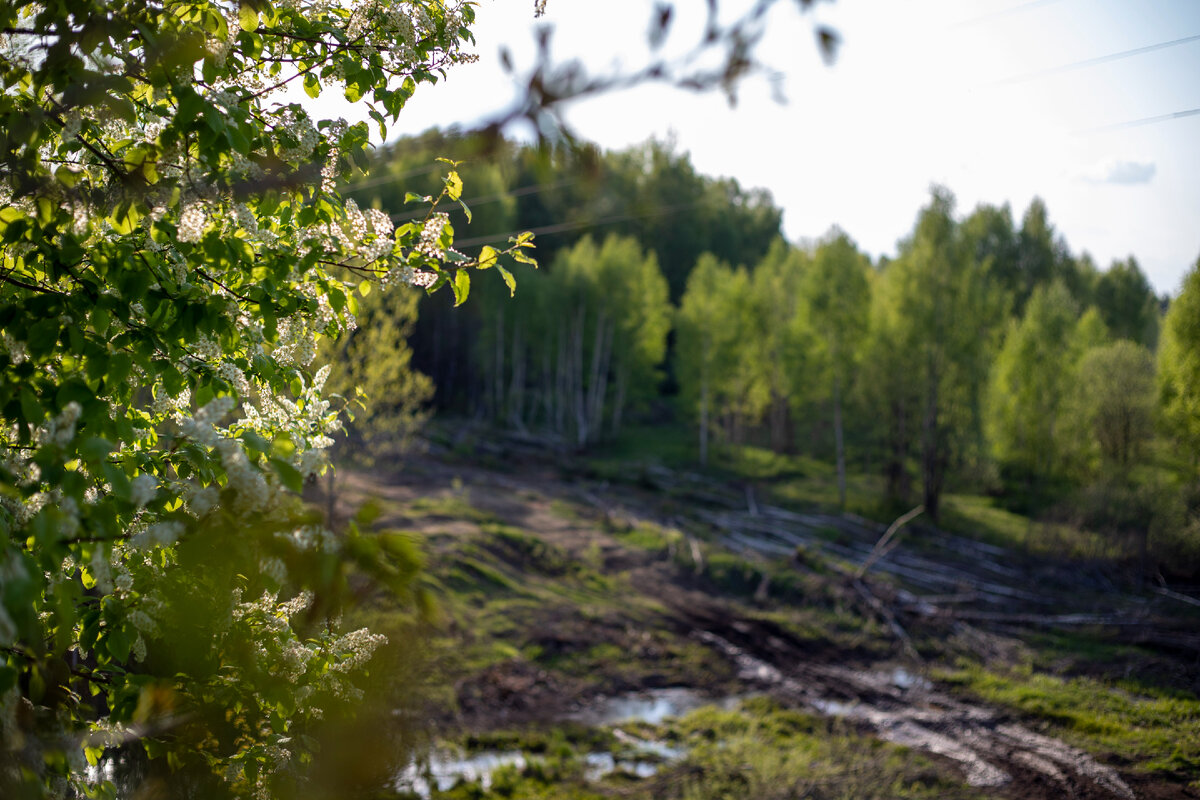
[[313, 0, 1200, 296]]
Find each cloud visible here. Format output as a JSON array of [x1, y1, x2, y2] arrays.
[[1081, 157, 1156, 185]]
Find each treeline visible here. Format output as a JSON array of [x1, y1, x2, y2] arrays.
[[347, 132, 1200, 575]]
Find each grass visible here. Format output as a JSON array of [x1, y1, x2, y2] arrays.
[[664, 699, 969, 800], [587, 424, 1137, 564], [363, 443, 1198, 795], [404, 699, 969, 800], [937, 662, 1200, 780], [586, 422, 697, 475]]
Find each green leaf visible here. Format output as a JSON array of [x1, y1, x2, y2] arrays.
[[78, 437, 116, 464], [91, 306, 111, 338], [19, 386, 41, 427], [358, 280, 372, 297], [269, 457, 303, 493], [496, 264, 517, 298], [303, 73, 321, 99], [444, 170, 463, 201], [238, 4, 259, 31], [451, 269, 470, 307], [106, 627, 132, 662], [477, 245, 497, 270], [512, 248, 537, 266], [404, 192, 429, 205], [27, 318, 60, 358]]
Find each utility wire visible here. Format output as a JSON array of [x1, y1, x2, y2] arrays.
[[1076, 106, 1200, 134], [387, 178, 580, 224], [454, 196, 716, 250], [994, 33, 1200, 85]]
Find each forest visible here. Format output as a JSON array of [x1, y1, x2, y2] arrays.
[[4, 0, 1200, 796], [342, 129, 1200, 579]]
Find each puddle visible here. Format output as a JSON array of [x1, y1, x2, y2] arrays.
[[810, 697, 856, 716], [583, 752, 664, 781], [565, 687, 740, 726], [396, 750, 527, 797], [395, 689, 732, 797], [891, 667, 932, 691]]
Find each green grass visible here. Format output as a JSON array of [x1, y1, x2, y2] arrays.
[[662, 700, 969, 800], [408, 492, 497, 524], [408, 699, 968, 800], [587, 422, 697, 473], [937, 662, 1200, 779]]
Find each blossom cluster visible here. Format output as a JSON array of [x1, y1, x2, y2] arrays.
[[0, 0, 506, 796]]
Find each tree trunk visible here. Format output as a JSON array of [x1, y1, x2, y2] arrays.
[[921, 363, 942, 522], [611, 367, 627, 438], [508, 322, 525, 427], [573, 308, 588, 447], [834, 373, 846, 510], [586, 313, 611, 443], [494, 308, 505, 420]]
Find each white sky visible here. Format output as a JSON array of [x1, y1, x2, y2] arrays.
[[313, 0, 1200, 296]]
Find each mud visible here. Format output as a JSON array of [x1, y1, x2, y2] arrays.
[[334, 447, 1200, 800]]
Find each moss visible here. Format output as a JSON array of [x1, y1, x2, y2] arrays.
[[937, 662, 1200, 778]]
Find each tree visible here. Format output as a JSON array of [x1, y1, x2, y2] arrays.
[[511, 234, 669, 446], [859, 259, 922, 504], [881, 188, 1002, 520], [1159, 257, 1200, 471], [1075, 340, 1156, 470], [749, 239, 810, 453], [323, 284, 434, 464], [1094, 256, 1160, 348], [0, 1, 536, 797], [676, 254, 738, 464], [986, 282, 1085, 489], [804, 230, 869, 508]]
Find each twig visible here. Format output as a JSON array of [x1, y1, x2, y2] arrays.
[[1153, 587, 1200, 608], [857, 505, 924, 579], [852, 577, 921, 662]]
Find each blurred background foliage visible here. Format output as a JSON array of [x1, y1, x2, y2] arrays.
[[344, 128, 1200, 579]]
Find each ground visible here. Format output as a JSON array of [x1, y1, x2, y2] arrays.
[[322, 430, 1200, 800]]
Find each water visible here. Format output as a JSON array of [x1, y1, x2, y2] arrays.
[[395, 688, 735, 797], [396, 750, 527, 797], [565, 687, 739, 726]]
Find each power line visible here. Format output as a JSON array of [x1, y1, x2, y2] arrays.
[[347, 162, 446, 191], [453, 196, 716, 250], [1076, 106, 1200, 134], [995, 33, 1200, 85], [388, 179, 580, 224]]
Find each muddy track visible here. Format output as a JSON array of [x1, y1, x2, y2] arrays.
[[333, 449, 1199, 800]]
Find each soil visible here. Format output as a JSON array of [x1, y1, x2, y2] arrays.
[[328, 444, 1200, 800]]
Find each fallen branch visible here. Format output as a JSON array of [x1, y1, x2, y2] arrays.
[[857, 505, 924, 579], [1155, 586, 1200, 609], [851, 577, 922, 663]]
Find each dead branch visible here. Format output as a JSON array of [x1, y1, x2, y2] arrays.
[[857, 505, 924, 579], [852, 577, 922, 663]]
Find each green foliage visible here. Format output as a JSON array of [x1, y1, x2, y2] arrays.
[[987, 282, 1085, 485], [676, 254, 755, 462], [1074, 340, 1156, 470], [512, 234, 672, 445], [866, 187, 1005, 517], [939, 663, 1200, 777], [1159, 258, 1200, 463], [1094, 257, 1160, 348], [669, 703, 966, 800], [0, 1, 537, 796], [323, 283, 434, 464]]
